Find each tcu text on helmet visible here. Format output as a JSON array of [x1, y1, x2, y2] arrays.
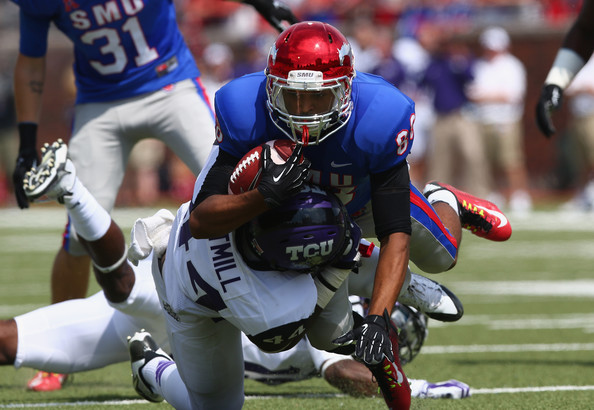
[[285, 239, 335, 262], [285, 184, 337, 262]]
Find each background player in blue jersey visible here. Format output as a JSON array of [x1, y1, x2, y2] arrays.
[[9, 0, 297, 391], [186, 21, 511, 409]]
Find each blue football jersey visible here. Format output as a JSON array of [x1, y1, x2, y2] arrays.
[[214, 71, 416, 215], [13, 0, 200, 103]]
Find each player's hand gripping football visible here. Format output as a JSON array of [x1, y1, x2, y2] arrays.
[[257, 143, 311, 208], [333, 309, 394, 365], [535, 84, 563, 138], [244, 0, 299, 32]]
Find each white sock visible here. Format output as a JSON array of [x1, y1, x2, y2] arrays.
[[63, 178, 111, 241], [425, 189, 460, 216], [143, 358, 191, 409]]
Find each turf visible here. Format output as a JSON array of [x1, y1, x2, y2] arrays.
[[1, 206, 593, 409]]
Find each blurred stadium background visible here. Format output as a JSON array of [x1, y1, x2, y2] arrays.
[[0, 0, 588, 208]]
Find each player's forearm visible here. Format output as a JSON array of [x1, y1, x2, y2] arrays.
[[562, 0, 594, 62], [13, 54, 45, 123], [367, 232, 409, 316], [189, 191, 269, 239]]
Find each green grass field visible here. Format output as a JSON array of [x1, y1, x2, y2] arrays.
[[1, 205, 593, 409]]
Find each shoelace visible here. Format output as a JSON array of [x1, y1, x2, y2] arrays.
[[459, 201, 494, 233]]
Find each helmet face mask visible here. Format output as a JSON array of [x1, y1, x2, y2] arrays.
[[266, 21, 355, 145]]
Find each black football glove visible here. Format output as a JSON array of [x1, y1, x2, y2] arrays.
[[333, 308, 394, 365], [535, 84, 563, 138], [243, 0, 298, 32], [257, 143, 310, 208], [12, 123, 40, 209]]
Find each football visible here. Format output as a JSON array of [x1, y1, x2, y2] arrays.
[[228, 139, 297, 194]]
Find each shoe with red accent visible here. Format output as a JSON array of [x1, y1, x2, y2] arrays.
[[366, 315, 411, 409], [26, 371, 69, 392], [423, 181, 512, 241]]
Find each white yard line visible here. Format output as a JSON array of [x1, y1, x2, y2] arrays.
[[2, 385, 594, 407], [471, 385, 594, 394], [422, 342, 594, 354], [1, 208, 593, 231]]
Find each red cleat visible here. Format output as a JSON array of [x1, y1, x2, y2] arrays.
[[367, 317, 411, 409], [423, 181, 512, 241], [26, 371, 69, 392]]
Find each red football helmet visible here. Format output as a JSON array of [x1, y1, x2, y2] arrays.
[[265, 21, 355, 145]]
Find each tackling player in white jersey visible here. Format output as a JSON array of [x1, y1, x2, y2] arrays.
[[1, 139, 472, 407]]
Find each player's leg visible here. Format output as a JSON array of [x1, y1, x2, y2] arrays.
[[409, 183, 460, 273], [128, 330, 191, 409], [49, 102, 129, 303], [144, 78, 216, 176], [24, 139, 134, 304], [423, 181, 512, 242], [160, 316, 244, 408], [0, 291, 125, 373], [306, 280, 354, 352], [0, 320, 17, 365], [348, 240, 463, 322], [409, 181, 511, 272], [50, 250, 90, 304], [352, 183, 460, 275]]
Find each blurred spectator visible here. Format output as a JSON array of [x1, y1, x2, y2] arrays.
[[562, 55, 594, 211], [348, 17, 382, 72], [0, 63, 16, 206], [419, 23, 490, 197], [233, 35, 272, 78], [393, 36, 434, 187], [369, 25, 406, 87], [200, 42, 235, 106], [467, 26, 533, 215]]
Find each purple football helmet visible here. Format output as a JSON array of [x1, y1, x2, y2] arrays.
[[236, 184, 351, 272]]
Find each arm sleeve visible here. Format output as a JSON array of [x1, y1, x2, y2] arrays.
[[191, 148, 240, 210], [370, 161, 411, 240]]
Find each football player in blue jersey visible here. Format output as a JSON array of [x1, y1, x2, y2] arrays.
[[9, 0, 297, 391], [536, 0, 594, 138], [187, 21, 511, 409]]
